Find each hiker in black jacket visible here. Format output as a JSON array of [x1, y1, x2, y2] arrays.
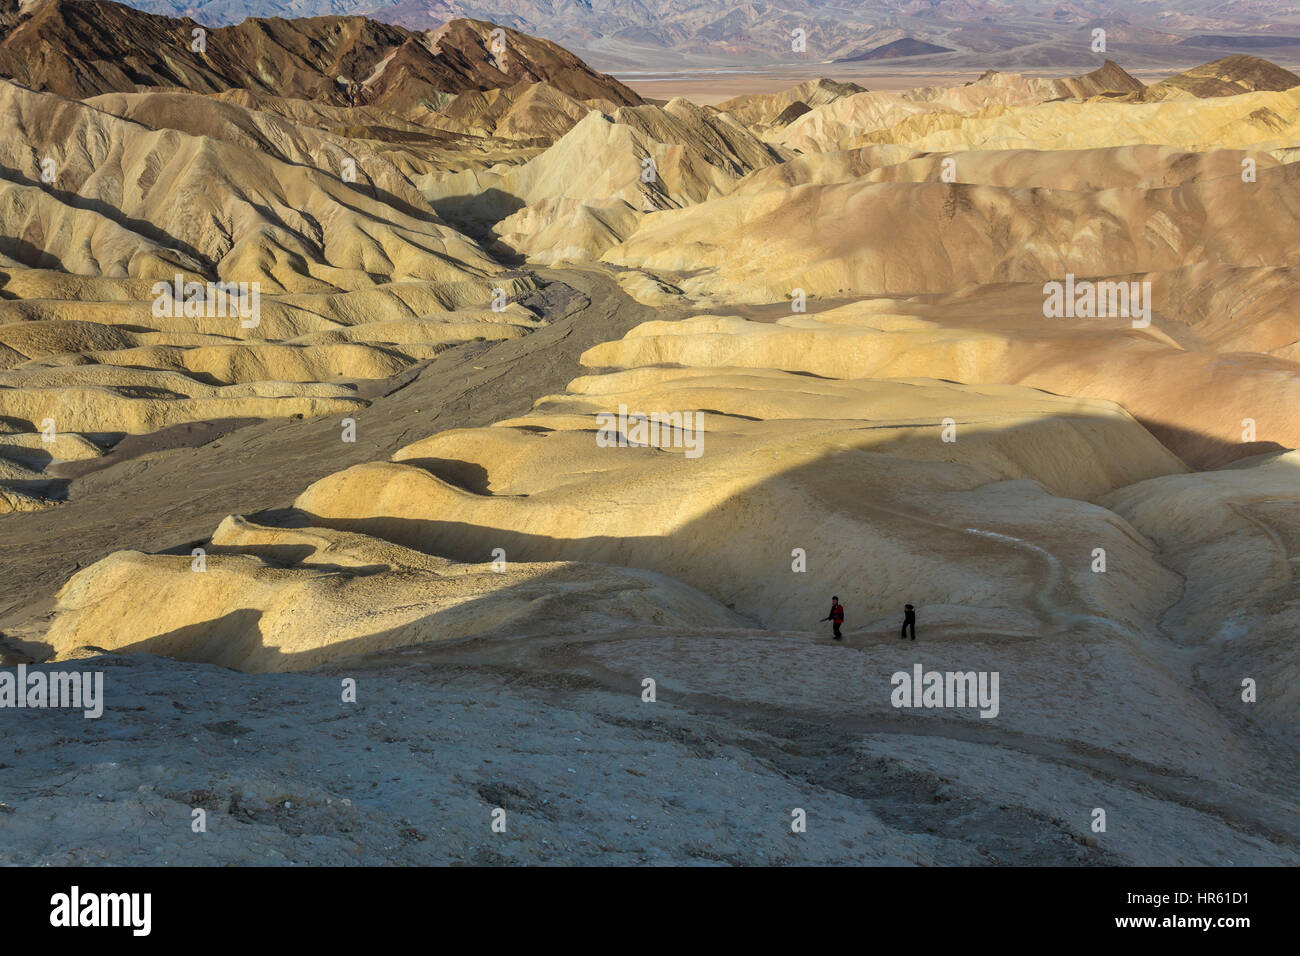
[[900, 604, 916, 641]]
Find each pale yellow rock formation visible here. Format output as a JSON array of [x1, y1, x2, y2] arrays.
[[286, 368, 1185, 637], [45, 516, 744, 671]]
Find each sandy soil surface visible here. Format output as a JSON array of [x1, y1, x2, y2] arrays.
[[5, 620, 1294, 865]]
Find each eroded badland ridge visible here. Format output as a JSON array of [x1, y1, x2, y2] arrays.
[[0, 0, 1296, 866]]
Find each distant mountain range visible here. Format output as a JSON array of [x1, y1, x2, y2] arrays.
[[74, 0, 1300, 70], [3, 0, 1295, 119]]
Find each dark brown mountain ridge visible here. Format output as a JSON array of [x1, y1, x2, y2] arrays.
[[0, 0, 641, 110]]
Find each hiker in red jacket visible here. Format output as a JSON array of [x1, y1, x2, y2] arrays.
[[823, 596, 845, 640]]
